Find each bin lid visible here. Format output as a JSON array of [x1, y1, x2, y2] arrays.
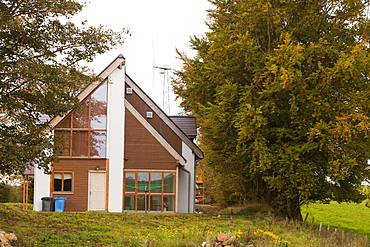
[[54, 197, 67, 200], [41, 197, 53, 200]]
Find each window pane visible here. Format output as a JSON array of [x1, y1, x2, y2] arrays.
[[73, 98, 89, 128], [63, 173, 72, 191], [164, 173, 175, 193], [138, 172, 149, 192], [54, 173, 62, 191], [150, 195, 162, 211], [125, 173, 135, 193], [54, 130, 70, 156], [90, 131, 106, 157], [137, 195, 148, 211], [91, 82, 107, 129], [164, 195, 174, 211], [57, 115, 71, 128], [72, 131, 88, 157], [150, 173, 162, 193], [124, 195, 136, 210]]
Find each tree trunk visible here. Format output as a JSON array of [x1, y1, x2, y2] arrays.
[[261, 182, 303, 221], [285, 195, 303, 221]]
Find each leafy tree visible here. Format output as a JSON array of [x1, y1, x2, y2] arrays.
[[0, 0, 128, 175], [174, 0, 370, 220]]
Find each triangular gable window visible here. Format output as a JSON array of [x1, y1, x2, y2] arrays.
[[55, 82, 107, 158]]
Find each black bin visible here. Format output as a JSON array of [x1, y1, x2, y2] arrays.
[[41, 197, 54, 211]]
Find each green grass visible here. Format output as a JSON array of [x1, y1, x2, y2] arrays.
[[302, 201, 370, 236], [0, 203, 368, 246]]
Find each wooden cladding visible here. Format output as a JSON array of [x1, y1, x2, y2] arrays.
[[124, 83, 182, 154], [52, 159, 107, 212], [124, 109, 178, 170]]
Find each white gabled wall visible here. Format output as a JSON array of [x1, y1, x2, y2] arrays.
[[106, 64, 125, 212], [178, 142, 196, 213], [33, 168, 51, 211]]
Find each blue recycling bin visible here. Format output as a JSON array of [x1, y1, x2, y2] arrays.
[[54, 197, 67, 212]]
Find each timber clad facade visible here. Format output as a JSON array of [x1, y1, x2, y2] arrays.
[[33, 55, 203, 213]]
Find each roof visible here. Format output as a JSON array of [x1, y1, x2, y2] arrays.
[[49, 55, 204, 160], [125, 74, 203, 159], [170, 116, 197, 140]]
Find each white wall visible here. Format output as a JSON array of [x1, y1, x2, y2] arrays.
[[33, 168, 51, 211], [106, 65, 125, 212], [178, 168, 190, 213], [177, 143, 196, 213]]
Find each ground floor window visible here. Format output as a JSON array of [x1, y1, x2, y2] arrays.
[[52, 171, 73, 193], [123, 171, 175, 212]]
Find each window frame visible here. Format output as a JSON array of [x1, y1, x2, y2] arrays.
[[54, 82, 107, 158], [123, 170, 176, 212], [52, 171, 74, 194]]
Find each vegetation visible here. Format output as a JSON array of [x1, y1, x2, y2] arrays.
[[0, 0, 128, 175], [174, 0, 370, 220], [0, 203, 368, 246], [0, 178, 33, 203], [302, 201, 370, 237]]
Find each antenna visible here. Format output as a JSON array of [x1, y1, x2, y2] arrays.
[[154, 65, 171, 114], [152, 29, 172, 114]]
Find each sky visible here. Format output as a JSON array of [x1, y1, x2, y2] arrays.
[[73, 0, 213, 115]]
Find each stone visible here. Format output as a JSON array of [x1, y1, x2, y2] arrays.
[[205, 237, 214, 247], [0, 229, 17, 247], [216, 233, 230, 242], [3, 234, 16, 242], [223, 235, 236, 245]]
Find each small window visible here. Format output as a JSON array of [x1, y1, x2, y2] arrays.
[[146, 112, 153, 119], [126, 88, 133, 95], [53, 172, 73, 192]]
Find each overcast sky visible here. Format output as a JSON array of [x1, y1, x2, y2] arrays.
[[73, 0, 213, 115]]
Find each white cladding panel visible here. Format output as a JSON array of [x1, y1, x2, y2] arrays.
[[106, 66, 125, 212], [178, 142, 196, 213], [33, 168, 51, 211]]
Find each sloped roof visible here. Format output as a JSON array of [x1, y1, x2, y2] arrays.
[[49, 55, 203, 160], [170, 116, 197, 140], [49, 55, 125, 128], [125, 74, 203, 159]]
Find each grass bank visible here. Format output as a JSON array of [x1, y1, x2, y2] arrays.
[[0, 203, 368, 246], [301, 201, 370, 236]]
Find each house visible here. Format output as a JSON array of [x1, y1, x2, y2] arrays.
[[33, 55, 203, 213]]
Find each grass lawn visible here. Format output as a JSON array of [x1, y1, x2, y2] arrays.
[[301, 201, 370, 236], [0, 203, 368, 246]]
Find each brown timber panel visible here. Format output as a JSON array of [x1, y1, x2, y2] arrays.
[[52, 159, 107, 212], [125, 83, 182, 153], [124, 109, 177, 170]]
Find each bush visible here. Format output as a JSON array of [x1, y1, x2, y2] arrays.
[[0, 183, 12, 202]]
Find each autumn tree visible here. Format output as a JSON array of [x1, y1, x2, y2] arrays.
[[174, 0, 370, 220], [0, 0, 128, 175]]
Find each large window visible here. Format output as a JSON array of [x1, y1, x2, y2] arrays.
[[55, 82, 107, 158], [123, 171, 176, 212], [53, 172, 73, 193]]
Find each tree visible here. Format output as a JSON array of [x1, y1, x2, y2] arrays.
[[174, 0, 370, 220], [0, 0, 128, 175]]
